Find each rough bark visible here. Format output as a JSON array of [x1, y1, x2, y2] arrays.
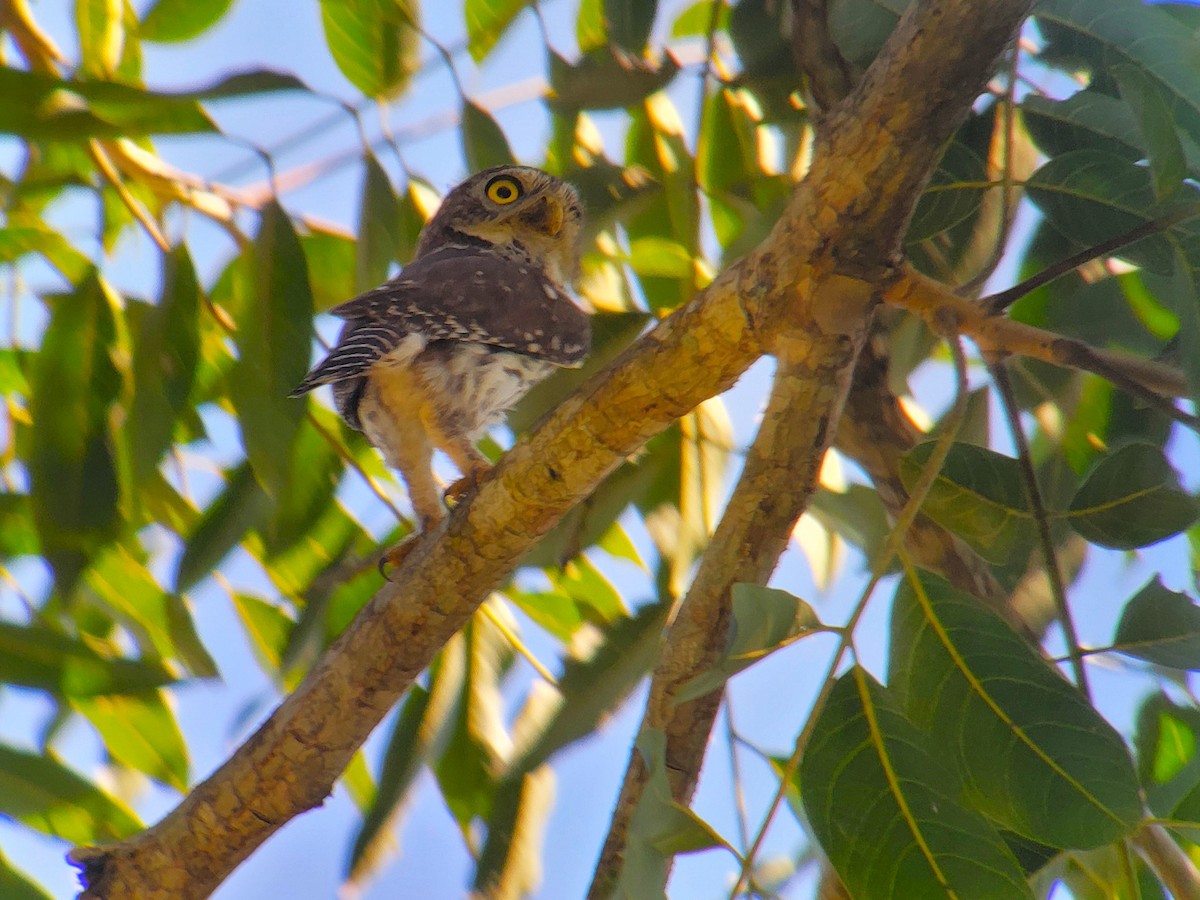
[[71, 0, 1036, 895]]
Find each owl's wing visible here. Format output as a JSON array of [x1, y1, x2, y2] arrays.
[[291, 247, 589, 399]]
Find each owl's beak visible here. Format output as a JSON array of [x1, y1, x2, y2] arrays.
[[522, 195, 564, 237]]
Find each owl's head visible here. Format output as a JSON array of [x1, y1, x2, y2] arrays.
[[417, 165, 584, 283]]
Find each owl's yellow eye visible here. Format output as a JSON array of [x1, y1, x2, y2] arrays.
[[485, 175, 522, 205]]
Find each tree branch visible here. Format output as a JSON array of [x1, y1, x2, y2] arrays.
[[70, 0, 1036, 895], [883, 265, 1189, 399]]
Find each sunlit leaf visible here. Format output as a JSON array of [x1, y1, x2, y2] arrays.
[[465, 0, 526, 61], [474, 767, 555, 899], [1134, 693, 1200, 819], [0, 744, 141, 843], [232, 594, 295, 674], [0, 620, 175, 697], [77, 0, 124, 77], [319, 0, 420, 98], [139, 0, 234, 42], [1067, 443, 1200, 549], [0, 68, 215, 139], [802, 667, 1031, 900], [72, 692, 189, 791], [434, 616, 513, 825], [890, 570, 1141, 849]]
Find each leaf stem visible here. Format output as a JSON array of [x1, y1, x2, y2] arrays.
[[988, 358, 1089, 698]]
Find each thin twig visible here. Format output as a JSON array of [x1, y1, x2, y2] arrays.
[[984, 203, 1200, 314], [989, 358, 1089, 697]]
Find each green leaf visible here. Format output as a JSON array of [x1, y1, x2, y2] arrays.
[[355, 153, 400, 292], [889, 570, 1142, 849], [549, 48, 679, 112], [72, 692, 189, 791], [603, 0, 658, 53], [130, 247, 201, 487], [175, 462, 272, 592], [1021, 91, 1145, 163], [1115, 65, 1188, 201], [193, 69, 313, 99], [1037, 0, 1200, 153], [347, 686, 429, 885], [0, 851, 53, 900], [461, 101, 516, 172], [1067, 443, 1200, 549], [801, 667, 1031, 900], [1025, 149, 1176, 274], [232, 594, 295, 674], [0, 493, 39, 558], [465, 0, 527, 61], [677, 585, 821, 701], [229, 201, 314, 498], [671, 0, 729, 38], [1114, 577, 1200, 669], [508, 601, 668, 775], [139, 0, 234, 42], [616, 728, 735, 895], [319, 0, 420, 98], [0, 620, 175, 697], [0, 222, 91, 283], [434, 616, 513, 826], [0, 743, 141, 843], [76, 0, 124, 77], [1134, 693, 1200, 818], [576, 0, 606, 51], [473, 767, 555, 899], [900, 441, 1036, 565], [626, 236, 693, 278], [260, 411, 342, 555], [86, 543, 217, 676], [29, 273, 123, 593], [0, 68, 215, 139], [301, 228, 357, 312], [907, 135, 988, 243]]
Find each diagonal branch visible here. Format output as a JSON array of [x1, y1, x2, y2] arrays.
[[70, 0, 1037, 896]]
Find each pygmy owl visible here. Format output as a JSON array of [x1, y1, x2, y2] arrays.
[[291, 165, 590, 557]]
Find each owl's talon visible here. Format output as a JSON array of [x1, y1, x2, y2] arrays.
[[378, 538, 417, 581], [444, 471, 483, 508]]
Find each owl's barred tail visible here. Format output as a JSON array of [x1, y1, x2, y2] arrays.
[[289, 322, 412, 397]]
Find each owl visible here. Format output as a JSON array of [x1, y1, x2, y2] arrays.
[[291, 166, 590, 563]]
